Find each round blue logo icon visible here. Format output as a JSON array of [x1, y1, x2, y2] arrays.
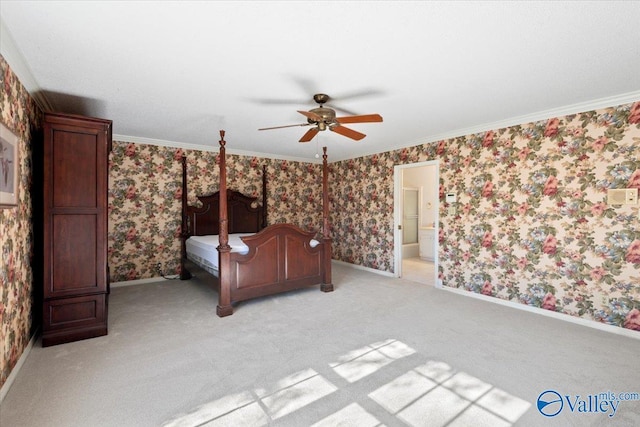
[[537, 390, 563, 417]]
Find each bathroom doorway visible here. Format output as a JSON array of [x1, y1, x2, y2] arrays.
[[394, 161, 440, 287]]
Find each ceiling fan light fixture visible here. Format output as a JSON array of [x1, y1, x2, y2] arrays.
[[318, 122, 327, 131]]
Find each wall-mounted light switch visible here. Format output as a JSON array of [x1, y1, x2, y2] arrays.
[[607, 188, 638, 205]]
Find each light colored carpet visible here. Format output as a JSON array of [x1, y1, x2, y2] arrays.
[[1, 263, 639, 426]]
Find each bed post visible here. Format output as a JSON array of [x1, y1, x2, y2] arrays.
[[180, 154, 191, 280], [216, 130, 233, 317], [321, 146, 334, 292], [262, 165, 268, 229]]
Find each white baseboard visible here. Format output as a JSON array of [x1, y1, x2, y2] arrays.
[[440, 286, 640, 340], [110, 276, 168, 288], [332, 260, 395, 277], [0, 330, 38, 404]]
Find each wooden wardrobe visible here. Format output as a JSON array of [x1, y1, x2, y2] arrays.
[[42, 112, 112, 347]]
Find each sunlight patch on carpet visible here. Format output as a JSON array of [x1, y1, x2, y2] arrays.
[[162, 391, 267, 427], [329, 338, 416, 383], [163, 369, 337, 426], [256, 369, 338, 419], [368, 360, 531, 427], [311, 403, 383, 427], [163, 340, 530, 426]]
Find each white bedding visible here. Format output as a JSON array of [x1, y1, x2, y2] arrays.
[[186, 234, 253, 273], [185, 233, 320, 274]]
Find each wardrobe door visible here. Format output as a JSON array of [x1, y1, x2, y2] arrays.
[[42, 113, 111, 347]]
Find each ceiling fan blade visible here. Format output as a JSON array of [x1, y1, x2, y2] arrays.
[[330, 88, 384, 102], [258, 123, 309, 131], [336, 114, 383, 124], [330, 125, 366, 141], [291, 77, 319, 97], [326, 89, 385, 115], [325, 104, 358, 116], [251, 98, 309, 105], [297, 110, 323, 121], [249, 78, 318, 106], [299, 128, 319, 143]]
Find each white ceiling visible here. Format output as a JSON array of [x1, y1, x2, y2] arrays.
[[1, 1, 639, 162]]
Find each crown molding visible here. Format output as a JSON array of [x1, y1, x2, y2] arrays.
[[332, 91, 640, 162], [0, 18, 54, 112], [113, 134, 322, 164]]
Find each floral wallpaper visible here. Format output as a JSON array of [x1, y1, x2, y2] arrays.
[[108, 143, 324, 282], [331, 102, 640, 333], [331, 154, 396, 270], [0, 55, 43, 389]]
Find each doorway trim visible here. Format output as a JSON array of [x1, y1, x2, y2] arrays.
[[393, 160, 440, 288]]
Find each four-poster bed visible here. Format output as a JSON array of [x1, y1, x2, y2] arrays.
[[180, 130, 333, 316]]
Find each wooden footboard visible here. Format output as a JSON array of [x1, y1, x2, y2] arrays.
[[229, 224, 326, 300], [182, 223, 331, 316]]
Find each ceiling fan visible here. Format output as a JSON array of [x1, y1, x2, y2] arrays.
[[258, 93, 383, 143]]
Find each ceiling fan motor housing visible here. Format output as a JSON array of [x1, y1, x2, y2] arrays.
[[308, 107, 336, 128]]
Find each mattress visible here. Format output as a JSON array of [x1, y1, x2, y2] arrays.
[[186, 234, 253, 273], [185, 233, 320, 274]]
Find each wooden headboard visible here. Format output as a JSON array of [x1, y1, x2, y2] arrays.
[[185, 190, 266, 236], [181, 156, 268, 237]]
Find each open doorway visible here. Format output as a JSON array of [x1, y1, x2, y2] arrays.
[[393, 161, 440, 287]]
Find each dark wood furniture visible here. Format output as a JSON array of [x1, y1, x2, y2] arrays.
[[42, 113, 111, 346], [180, 130, 333, 316]]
